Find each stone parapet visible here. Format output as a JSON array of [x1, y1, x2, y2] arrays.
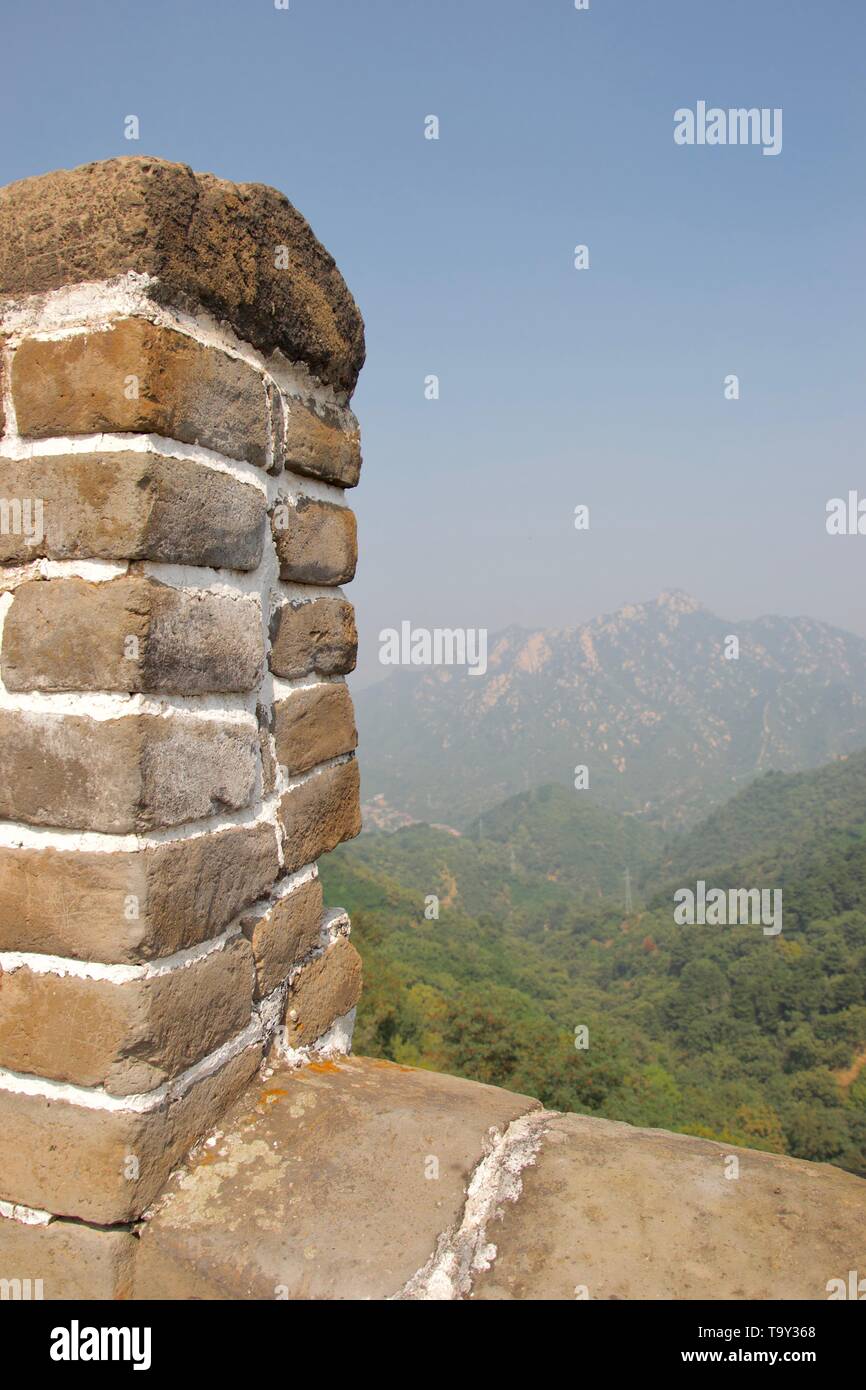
[[0, 158, 365, 1291]]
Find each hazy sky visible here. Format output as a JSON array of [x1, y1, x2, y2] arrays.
[[1, 0, 863, 684]]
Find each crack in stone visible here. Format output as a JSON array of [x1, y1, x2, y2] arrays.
[[395, 1108, 555, 1301]]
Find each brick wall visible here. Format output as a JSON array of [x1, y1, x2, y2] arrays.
[[0, 157, 365, 1298]]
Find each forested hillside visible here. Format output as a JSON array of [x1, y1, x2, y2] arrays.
[[648, 749, 866, 891], [320, 767, 866, 1177]]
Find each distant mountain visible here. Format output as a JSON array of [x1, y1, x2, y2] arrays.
[[355, 591, 866, 829]]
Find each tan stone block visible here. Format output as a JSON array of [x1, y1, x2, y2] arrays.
[[13, 319, 271, 468], [0, 1039, 262, 1223], [2, 575, 263, 694], [273, 682, 357, 777], [0, 1211, 136, 1300], [471, 1112, 866, 1301], [241, 875, 323, 998], [0, 822, 280, 964], [283, 937, 362, 1048], [272, 495, 356, 585], [0, 156, 365, 397], [278, 758, 361, 873], [268, 595, 357, 680], [132, 1056, 540, 1302], [0, 452, 265, 569], [281, 395, 361, 487], [0, 709, 258, 832], [0, 934, 256, 1095]]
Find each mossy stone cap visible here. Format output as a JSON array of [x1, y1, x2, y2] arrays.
[[0, 156, 365, 396]]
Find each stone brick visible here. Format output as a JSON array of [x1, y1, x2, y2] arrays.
[[2, 575, 263, 694], [132, 1057, 540, 1301], [0, 1039, 262, 1224], [0, 934, 255, 1096], [268, 596, 357, 680], [273, 682, 357, 777], [241, 875, 323, 999], [281, 396, 361, 487], [470, 1112, 866, 1302], [0, 157, 365, 397], [0, 452, 265, 569], [0, 709, 258, 832], [0, 822, 280, 964], [0, 1211, 136, 1300], [13, 319, 271, 468], [278, 758, 361, 873], [272, 495, 356, 585], [283, 936, 362, 1048]]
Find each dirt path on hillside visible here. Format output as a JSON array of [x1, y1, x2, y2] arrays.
[[835, 1045, 866, 1092]]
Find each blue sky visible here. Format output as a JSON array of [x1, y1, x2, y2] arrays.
[[2, 0, 863, 682]]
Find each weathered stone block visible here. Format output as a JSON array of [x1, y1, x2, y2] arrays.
[[268, 595, 357, 680], [0, 1039, 262, 1224], [0, 452, 265, 569], [240, 875, 323, 999], [283, 936, 362, 1048], [470, 1112, 866, 1301], [0, 822, 280, 964], [281, 396, 361, 487], [0, 157, 365, 397], [0, 934, 256, 1095], [0, 709, 258, 832], [2, 575, 263, 694], [278, 758, 361, 873], [132, 1057, 540, 1301], [12, 319, 271, 467], [0, 1211, 136, 1300], [273, 682, 357, 777], [272, 495, 356, 585]]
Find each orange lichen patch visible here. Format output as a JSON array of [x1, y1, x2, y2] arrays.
[[258, 1088, 290, 1106], [307, 1059, 342, 1074], [191, 1149, 221, 1169], [367, 1058, 414, 1074]]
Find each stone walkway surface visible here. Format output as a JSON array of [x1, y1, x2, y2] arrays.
[[134, 1054, 866, 1301]]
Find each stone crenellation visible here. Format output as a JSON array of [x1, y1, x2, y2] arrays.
[[0, 157, 365, 1298]]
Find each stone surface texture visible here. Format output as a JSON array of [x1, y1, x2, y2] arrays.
[[0, 156, 365, 1280], [131, 1056, 866, 1301], [0, 157, 365, 396]]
